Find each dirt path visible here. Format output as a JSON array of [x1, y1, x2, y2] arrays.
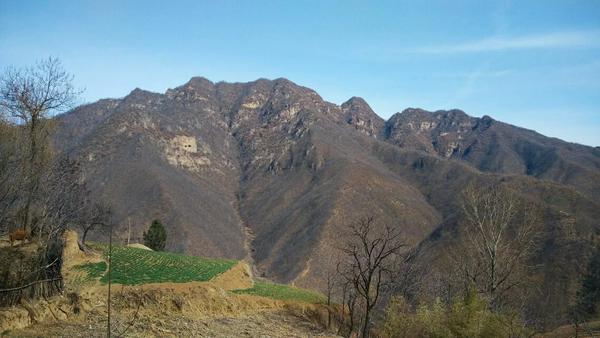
[[9, 309, 341, 337]]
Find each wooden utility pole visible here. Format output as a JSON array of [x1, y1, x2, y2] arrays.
[[107, 219, 113, 338], [127, 217, 131, 245]]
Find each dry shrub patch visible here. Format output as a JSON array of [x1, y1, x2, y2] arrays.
[[233, 282, 325, 304]]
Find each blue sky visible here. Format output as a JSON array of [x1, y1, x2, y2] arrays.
[[1, 1, 599, 146]]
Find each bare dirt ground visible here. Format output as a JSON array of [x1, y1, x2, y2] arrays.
[[9, 309, 339, 337]]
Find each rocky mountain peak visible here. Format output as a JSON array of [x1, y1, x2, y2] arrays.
[[394, 107, 433, 120], [122, 88, 163, 108], [341, 96, 371, 111], [185, 76, 215, 89], [385, 108, 480, 157], [128, 87, 155, 97], [340, 96, 384, 137], [165, 76, 217, 102]]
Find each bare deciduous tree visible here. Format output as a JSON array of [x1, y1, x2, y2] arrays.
[[455, 184, 541, 307], [339, 216, 407, 338], [343, 278, 358, 336], [0, 57, 80, 233], [324, 254, 340, 329], [0, 59, 89, 306], [78, 201, 112, 250], [0, 57, 78, 124], [0, 121, 21, 230]]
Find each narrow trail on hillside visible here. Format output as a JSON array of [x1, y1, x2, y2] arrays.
[[233, 199, 268, 282], [242, 223, 268, 282]]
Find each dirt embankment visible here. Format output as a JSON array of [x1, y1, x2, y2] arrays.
[[1, 231, 339, 337]]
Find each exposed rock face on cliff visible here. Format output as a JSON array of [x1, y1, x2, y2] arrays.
[[55, 77, 600, 295], [340, 96, 384, 138], [384, 108, 600, 198]]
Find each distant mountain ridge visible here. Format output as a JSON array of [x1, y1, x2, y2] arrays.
[[54, 76, 600, 296]]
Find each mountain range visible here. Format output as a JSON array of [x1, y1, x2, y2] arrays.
[[54, 76, 600, 301]]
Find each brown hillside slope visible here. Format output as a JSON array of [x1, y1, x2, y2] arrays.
[[54, 77, 600, 303]]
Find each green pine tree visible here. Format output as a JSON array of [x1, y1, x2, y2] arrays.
[[143, 219, 167, 251]]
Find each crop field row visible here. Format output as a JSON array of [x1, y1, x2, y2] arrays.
[[72, 244, 325, 304], [73, 261, 107, 281], [233, 281, 325, 303], [76, 243, 236, 285]]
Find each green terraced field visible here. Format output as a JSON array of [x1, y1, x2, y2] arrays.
[[76, 243, 236, 285], [232, 281, 325, 304], [73, 244, 324, 304], [73, 261, 107, 281]]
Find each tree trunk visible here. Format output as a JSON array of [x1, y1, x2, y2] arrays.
[[362, 304, 370, 338], [78, 227, 92, 252]]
